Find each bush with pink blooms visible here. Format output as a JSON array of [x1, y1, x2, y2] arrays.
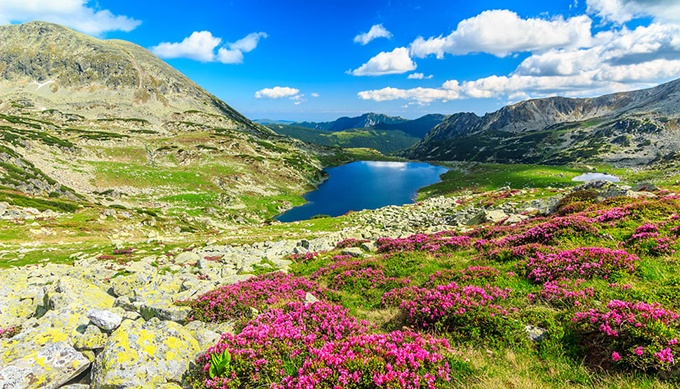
[[376, 231, 472, 255], [625, 223, 677, 257], [186, 301, 457, 389], [570, 300, 680, 373], [384, 282, 524, 344], [528, 278, 595, 307], [180, 272, 326, 323], [520, 247, 639, 283]]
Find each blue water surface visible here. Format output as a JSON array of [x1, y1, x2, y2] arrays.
[[276, 161, 448, 222]]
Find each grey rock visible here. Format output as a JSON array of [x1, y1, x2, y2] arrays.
[[525, 325, 548, 342], [138, 303, 192, 324], [87, 309, 123, 332], [341, 247, 364, 257]]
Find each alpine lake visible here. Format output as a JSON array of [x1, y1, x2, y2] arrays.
[[276, 161, 449, 222]]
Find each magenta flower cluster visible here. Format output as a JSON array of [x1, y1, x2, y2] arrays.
[[376, 231, 472, 255], [572, 300, 680, 371], [183, 272, 326, 322], [528, 278, 595, 307], [384, 282, 515, 339], [335, 238, 369, 249], [626, 223, 677, 256], [190, 301, 453, 389], [521, 247, 639, 283]]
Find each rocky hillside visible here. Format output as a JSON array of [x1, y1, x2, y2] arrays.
[[404, 79, 680, 165], [0, 21, 331, 224]]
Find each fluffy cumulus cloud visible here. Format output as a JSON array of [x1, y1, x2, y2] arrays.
[[349, 47, 416, 76], [410, 10, 592, 58], [152, 31, 266, 64], [0, 0, 140, 36], [360, 5, 680, 105], [354, 24, 393, 45], [407, 73, 433, 80], [255, 86, 300, 99], [586, 0, 680, 24]]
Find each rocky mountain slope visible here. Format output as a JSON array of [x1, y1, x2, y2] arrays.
[[404, 79, 680, 165], [0, 21, 330, 224]]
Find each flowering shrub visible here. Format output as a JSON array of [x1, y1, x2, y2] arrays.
[[0, 325, 19, 339], [281, 331, 453, 389], [377, 231, 472, 255], [571, 300, 680, 372], [521, 247, 639, 283], [387, 282, 522, 343], [335, 238, 369, 249], [496, 215, 597, 247], [528, 278, 595, 307], [180, 272, 326, 322], [286, 251, 320, 262], [187, 301, 454, 389], [626, 223, 676, 256], [593, 207, 631, 224], [311, 258, 409, 300]]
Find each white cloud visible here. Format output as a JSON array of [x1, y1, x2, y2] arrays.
[[349, 47, 416, 76], [361, 13, 680, 105], [407, 72, 433, 79], [0, 0, 141, 36], [410, 10, 592, 58], [586, 0, 680, 24], [151, 31, 221, 62], [152, 31, 266, 64], [354, 24, 393, 45], [255, 86, 301, 99], [230, 32, 268, 52], [311, 92, 320, 97]]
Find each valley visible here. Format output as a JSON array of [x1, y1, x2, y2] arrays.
[[2, 20, 680, 389]]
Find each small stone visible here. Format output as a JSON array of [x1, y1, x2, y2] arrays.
[[87, 309, 123, 332], [525, 325, 548, 342], [304, 292, 319, 305]]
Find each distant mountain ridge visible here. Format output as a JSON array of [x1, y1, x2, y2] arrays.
[[269, 113, 449, 152], [404, 79, 680, 165]]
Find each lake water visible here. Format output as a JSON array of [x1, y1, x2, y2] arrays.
[[572, 172, 621, 182], [276, 161, 449, 222]]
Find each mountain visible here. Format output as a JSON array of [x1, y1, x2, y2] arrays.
[[0, 21, 328, 223], [373, 114, 449, 138], [293, 113, 409, 131], [269, 113, 448, 153], [404, 79, 680, 165], [265, 124, 420, 154]]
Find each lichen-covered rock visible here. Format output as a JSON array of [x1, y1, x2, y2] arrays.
[[91, 318, 200, 388], [183, 320, 233, 351], [0, 342, 89, 389], [46, 276, 114, 311]]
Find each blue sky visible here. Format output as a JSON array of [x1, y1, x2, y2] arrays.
[[2, 1, 680, 121]]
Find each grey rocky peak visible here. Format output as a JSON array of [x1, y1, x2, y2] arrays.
[[404, 78, 680, 166]]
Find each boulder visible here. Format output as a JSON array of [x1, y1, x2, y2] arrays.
[[91, 318, 200, 388], [0, 342, 89, 389]]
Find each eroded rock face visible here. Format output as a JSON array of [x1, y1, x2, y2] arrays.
[[91, 318, 199, 388]]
